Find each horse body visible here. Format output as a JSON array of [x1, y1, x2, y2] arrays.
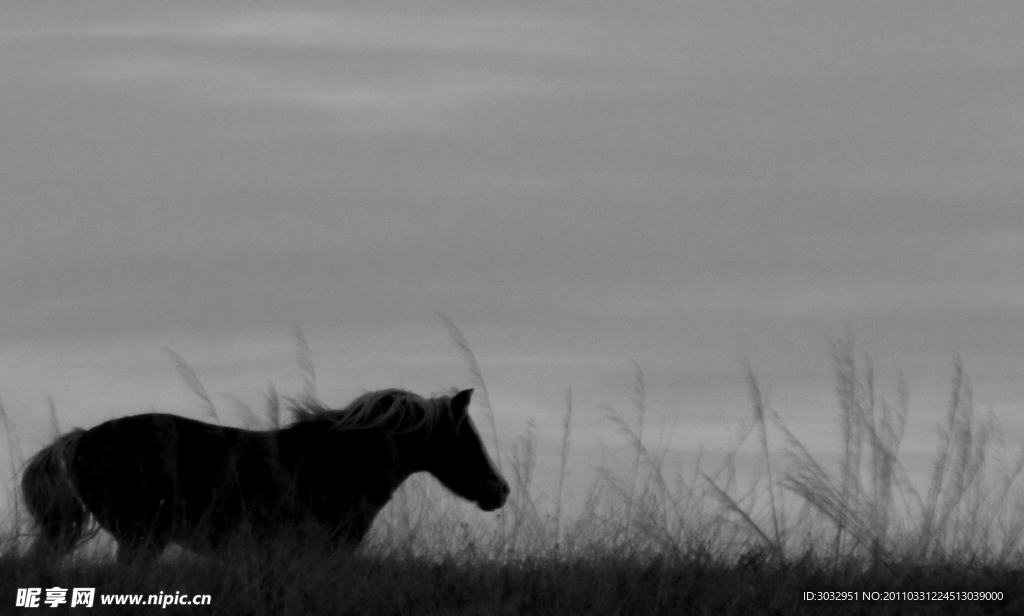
[[71, 414, 405, 557], [22, 388, 509, 561]]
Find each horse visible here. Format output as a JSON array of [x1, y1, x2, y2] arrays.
[[21, 388, 509, 562]]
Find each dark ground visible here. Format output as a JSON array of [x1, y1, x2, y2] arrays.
[[4, 548, 1022, 615]]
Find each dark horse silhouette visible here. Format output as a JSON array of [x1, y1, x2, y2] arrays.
[[22, 388, 509, 561]]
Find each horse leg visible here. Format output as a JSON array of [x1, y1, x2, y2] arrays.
[[28, 531, 77, 564], [328, 509, 377, 552]]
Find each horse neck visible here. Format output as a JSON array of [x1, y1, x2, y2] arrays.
[[389, 428, 433, 476]]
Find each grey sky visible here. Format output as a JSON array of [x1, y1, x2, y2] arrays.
[[2, 2, 1024, 507]]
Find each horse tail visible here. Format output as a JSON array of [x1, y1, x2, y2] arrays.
[[22, 429, 95, 558]]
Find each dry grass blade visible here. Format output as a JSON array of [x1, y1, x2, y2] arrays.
[[0, 398, 23, 532], [703, 475, 781, 558], [555, 385, 573, 554], [506, 423, 544, 554], [436, 313, 501, 471], [45, 396, 60, 439], [744, 364, 782, 548], [224, 394, 260, 429], [264, 382, 281, 429], [293, 325, 317, 401], [166, 349, 219, 423], [784, 474, 891, 566]]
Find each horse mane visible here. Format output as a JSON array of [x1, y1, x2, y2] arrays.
[[286, 388, 451, 435]]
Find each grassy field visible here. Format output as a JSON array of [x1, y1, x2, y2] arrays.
[[3, 333, 1024, 614]]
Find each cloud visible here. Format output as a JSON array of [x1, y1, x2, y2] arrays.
[[20, 10, 586, 133], [79, 53, 553, 131], [7, 10, 601, 59]]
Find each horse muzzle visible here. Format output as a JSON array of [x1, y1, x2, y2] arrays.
[[477, 479, 510, 511]]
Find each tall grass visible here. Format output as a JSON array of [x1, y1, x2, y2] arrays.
[[695, 339, 1024, 570], [3, 333, 1024, 614]]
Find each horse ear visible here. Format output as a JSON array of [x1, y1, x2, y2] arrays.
[[451, 389, 473, 417]]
